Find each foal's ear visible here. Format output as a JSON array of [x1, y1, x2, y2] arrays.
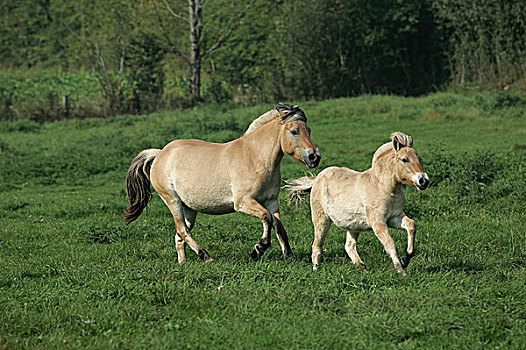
[[391, 132, 413, 152], [392, 135, 403, 152]]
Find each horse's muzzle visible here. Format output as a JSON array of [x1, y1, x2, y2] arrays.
[[303, 149, 321, 168], [415, 173, 430, 190]]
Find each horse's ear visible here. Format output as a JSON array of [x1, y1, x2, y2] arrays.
[[392, 135, 402, 152], [275, 103, 291, 117]]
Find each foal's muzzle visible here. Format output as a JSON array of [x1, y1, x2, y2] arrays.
[[414, 173, 430, 190], [303, 149, 321, 168]]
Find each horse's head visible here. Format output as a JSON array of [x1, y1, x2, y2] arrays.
[[276, 104, 321, 168], [391, 132, 430, 190]]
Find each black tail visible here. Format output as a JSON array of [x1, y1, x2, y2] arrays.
[[124, 149, 160, 223]]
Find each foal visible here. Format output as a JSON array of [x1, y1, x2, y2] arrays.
[[285, 132, 429, 274]]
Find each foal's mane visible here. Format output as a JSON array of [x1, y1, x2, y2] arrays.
[[371, 132, 413, 166], [244, 104, 306, 135], [371, 142, 393, 166]]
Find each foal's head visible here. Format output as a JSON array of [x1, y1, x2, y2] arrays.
[[390, 132, 430, 190], [276, 104, 321, 168]]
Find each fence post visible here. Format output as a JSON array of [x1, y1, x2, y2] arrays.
[[62, 95, 70, 119]]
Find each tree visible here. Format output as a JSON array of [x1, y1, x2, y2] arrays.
[[151, 0, 252, 103], [54, 0, 134, 116]]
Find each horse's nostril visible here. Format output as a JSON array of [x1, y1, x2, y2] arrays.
[[308, 152, 317, 161], [417, 176, 429, 188]]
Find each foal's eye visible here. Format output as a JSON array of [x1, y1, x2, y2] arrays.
[[401, 157, 409, 163], [290, 129, 299, 136]]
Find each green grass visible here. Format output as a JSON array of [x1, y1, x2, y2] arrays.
[[1, 93, 525, 349]]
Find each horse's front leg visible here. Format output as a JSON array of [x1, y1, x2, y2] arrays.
[[267, 201, 293, 258], [370, 219, 405, 275], [234, 196, 273, 261], [388, 214, 416, 269]]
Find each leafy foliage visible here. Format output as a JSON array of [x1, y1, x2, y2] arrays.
[[2, 0, 526, 116]]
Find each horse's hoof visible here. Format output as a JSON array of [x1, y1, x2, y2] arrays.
[[400, 253, 413, 268], [250, 248, 260, 261], [198, 249, 212, 262], [205, 257, 215, 264], [312, 264, 319, 271]]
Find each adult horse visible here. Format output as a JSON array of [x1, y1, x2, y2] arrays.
[[124, 104, 321, 263], [285, 132, 429, 275]]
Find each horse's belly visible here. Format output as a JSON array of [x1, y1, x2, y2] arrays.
[[167, 169, 234, 214], [176, 183, 235, 214]]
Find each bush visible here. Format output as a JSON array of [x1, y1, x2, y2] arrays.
[[425, 149, 526, 204]]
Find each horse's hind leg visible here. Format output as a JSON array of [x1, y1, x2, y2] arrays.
[[311, 193, 331, 270], [161, 193, 212, 263], [175, 206, 198, 263], [345, 231, 367, 271], [174, 235, 186, 263]]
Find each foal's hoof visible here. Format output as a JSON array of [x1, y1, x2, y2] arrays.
[[357, 263, 368, 272], [395, 266, 407, 276], [204, 257, 215, 264]]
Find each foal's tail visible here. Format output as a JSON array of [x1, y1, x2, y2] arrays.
[[283, 175, 317, 205], [124, 149, 161, 224]]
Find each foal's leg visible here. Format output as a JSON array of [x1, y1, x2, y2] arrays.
[[370, 220, 405, 275], [345, 231, 367, 271], [161, 193, 213, 263], [267, 200, 293, 258], [234, 196, 273, 261], [388, 214, 416, 268], [311, 194, 331, 270]]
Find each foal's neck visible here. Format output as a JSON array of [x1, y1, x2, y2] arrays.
[[371, 151, 402, 195]]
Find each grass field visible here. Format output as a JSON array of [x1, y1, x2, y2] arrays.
[[1, 93, 525, 349]]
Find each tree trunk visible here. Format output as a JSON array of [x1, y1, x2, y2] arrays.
[[189, 0, 203, 102]]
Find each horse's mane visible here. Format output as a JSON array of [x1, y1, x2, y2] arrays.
[[244, 104, 306, 135], [371, 132, 413, 166], [244, 109, 278, 135]]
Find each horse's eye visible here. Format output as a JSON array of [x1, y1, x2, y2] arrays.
[[290, 129, 299, 136], [402, 157, 409, 163]]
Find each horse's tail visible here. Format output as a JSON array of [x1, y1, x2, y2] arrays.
[[124, 149, 161, 224], [283, 175, 317, 205]]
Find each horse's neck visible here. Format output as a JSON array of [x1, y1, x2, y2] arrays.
[[370, 154, 401, 195], [241, 118, 284, 171]]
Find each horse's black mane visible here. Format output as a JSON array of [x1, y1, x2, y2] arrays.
[[275, 103, 307, 123]]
